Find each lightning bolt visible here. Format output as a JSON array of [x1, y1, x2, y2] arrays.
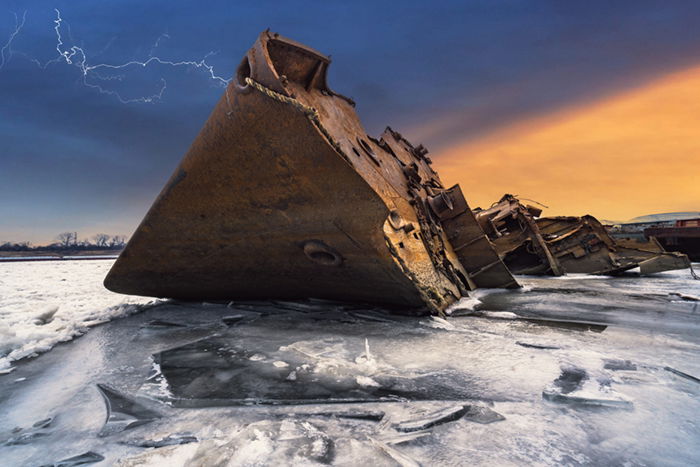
[[0, 10, 27, 69], [51, 9, 231, 103], [2, 9, 231, 104]]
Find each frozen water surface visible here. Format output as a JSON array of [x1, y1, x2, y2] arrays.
[[0, 260, 699, 466]]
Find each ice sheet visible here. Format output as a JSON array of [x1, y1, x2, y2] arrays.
[[0, 260, 699, 465]]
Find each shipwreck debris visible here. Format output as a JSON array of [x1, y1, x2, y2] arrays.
[[645, 218, 700, 262], [475, 194, 690, 276], [103, 30, 518, 315]]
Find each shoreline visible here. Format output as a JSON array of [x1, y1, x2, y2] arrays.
[[0, 254, 119, 263]]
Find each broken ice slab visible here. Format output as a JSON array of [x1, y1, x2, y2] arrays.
[[141, 319, 187, 329], [522, 317, 608, 333], [186, 420, 335, 465], [461, 404, 507, 424], [3, 416, 54, 445], [370, 437, 421, 467], [376, 430, 432, 445], [38, 451, 105, 467], [516, 341, 561, 350], [152, 336, 481, 406], [96, 384, 161, 436], [293, 410, 386, 421], [603, 359, 637, 371], [393, 404, 504, 432], [543, 366, 633, 409], [542, 390, 634, 409], [33, 417, 54, 428], [4, 430, 49, 445], [664, 366, 700, 383]]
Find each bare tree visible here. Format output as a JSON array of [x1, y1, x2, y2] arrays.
[[56, 232, 77, 247], [93, 233, 110, 247], [109, 235, 127, 248]]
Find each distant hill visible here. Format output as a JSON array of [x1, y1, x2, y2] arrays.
[[625, 212, 700, 224]]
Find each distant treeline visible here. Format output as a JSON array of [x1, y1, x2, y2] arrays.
[[0, 232, 127, 252]]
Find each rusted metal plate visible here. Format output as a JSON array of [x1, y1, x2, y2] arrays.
[[433, 187, 519, 288], [475, 195, 690, 276], [536, 215, 692, 275], [104, 31, 517, 314], [474, 195, 563, 276]]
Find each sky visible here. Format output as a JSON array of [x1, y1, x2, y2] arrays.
[[1, 0, 699, 244]]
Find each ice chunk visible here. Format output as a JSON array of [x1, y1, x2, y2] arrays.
[[543, 366, 633, 409], [96, 384, 161, 436], [516, 341, 560, 350], [3, 416, 54, 445], [4, 430, 49, 445], [394, 405, 470, 432], [141, 319, 186, 329], [39, 451, 105, 467], [187, 420, 334, 465], [33, 417, 54, 428], [369, 437, 421, 467], [33, 305, 59, 325], [355, 376, 381, 387], [420, 316, 455, 330], [301, 410, 385, 422], [664, 366, 700, 383], [461, 405, 506, 424], [603, 359, 637, 371], [377, 430, 432, 445], [121, 433, 198, 448], [523, 318, 607, 333], [542, 390, 634, 409]]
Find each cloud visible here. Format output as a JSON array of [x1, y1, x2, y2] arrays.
[[433, 64, 700, 221]]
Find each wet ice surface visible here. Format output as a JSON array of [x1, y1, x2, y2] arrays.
[[1, 261, 699, 466]]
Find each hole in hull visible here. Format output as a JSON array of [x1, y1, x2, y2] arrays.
[[303, 240, 343, 266]]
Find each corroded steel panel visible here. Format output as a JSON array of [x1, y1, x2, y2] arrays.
[[474, 195, 563, 276], [476, 195, 690, 276]]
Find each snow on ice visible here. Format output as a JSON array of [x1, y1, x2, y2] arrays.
[[0, 259, 699, 465]]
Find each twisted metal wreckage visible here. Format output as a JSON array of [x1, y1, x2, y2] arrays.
[[104, 32, 691, 315]]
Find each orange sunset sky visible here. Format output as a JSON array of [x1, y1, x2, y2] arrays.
[[432, 65, 700, 222]]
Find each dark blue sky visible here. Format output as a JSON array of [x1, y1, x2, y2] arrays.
[[2, 1, 700, 243]]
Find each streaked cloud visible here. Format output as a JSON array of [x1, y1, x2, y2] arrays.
[[434, 65, 700, 221]]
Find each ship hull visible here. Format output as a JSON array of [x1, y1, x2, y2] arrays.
[[104, 31, 517, 314]]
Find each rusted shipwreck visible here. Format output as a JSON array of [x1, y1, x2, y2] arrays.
[[104, 31, 518, 315], [474, 195, 690, 276]]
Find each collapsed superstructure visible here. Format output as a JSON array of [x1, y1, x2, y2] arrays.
[[474, 195, 690, 276], [104, 31, 517, 315]]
